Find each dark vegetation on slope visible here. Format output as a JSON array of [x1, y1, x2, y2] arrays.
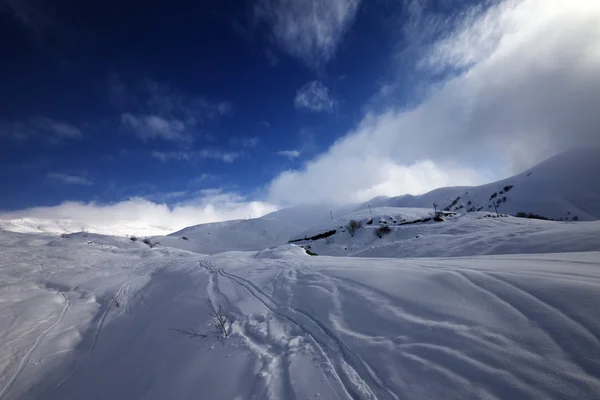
[[347, 220, 362, 237], [288, 229, 337, 243], [304, 248, 318, 256], [142, 238, 160, 248], [515, 212, 551, 220], [290, 213, 451, 244], [374, 225, 392, 238]]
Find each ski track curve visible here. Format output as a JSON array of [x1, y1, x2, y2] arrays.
[[49, 260, 165, 395], [90, 263, 161, 352], [215, 265, 401, 400], [483, 272, 600, 347], [295, 266, 540, 399], [0, 293, 70, 400]]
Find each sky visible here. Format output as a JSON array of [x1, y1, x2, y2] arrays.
[[1, 0, 599, 234]]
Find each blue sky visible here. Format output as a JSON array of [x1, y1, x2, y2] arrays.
[[0, 0, 396, 209], [1, 0, 599, 233]]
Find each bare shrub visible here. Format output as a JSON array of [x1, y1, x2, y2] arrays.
[[129, 235, 138, 241], [346, 220, 362, 237], [207, 299, 229, 338], [302, 246, 318, 256], [374, 225, 392, 238], [142, 238, 159, 248], [515, 212, 550, 220], [174, 298, 230, 340], [172, 328, 207, 339]]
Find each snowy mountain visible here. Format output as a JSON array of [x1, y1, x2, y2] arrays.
[[0, 217, 172, 237], [155, 148, 600, 257], [1, 148, 598, 242], [359, 147, 600, 221]]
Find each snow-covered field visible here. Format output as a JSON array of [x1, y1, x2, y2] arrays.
[[1, 226, 600, 399]]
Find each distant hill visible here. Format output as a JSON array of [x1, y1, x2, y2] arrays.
[[357, 147, 600, 221]]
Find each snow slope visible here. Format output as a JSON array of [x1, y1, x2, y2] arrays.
[[2, 231, 600, 400], [359, 147, 600, 221], [289, 207, 600, 258], [158, 216, 308, 254], [0, 230, 205, 400], [153, 204, 343, 254]]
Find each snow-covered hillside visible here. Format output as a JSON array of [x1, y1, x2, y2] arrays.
[[360, 147, 600, 221], [0, 230, 205, 400], [1, 230, 600, 400], [288, 207, 600, 258], [151, 204, 356, 254], [156, 215, 314, 255], [0, 217, 172, 237]]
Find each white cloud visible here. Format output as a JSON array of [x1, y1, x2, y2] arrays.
[[0, 194, 277, 236], [0, 116, 81, 142], [294, 81, 336, 113], [255, 0, 361, 67], [269, 156, 486, 205], [32, 117, 82, 139], [113, 77, 231, 144], [151, 149, 240, 163], [276, 150, 301, 160], [121, 113, 192, 144], [47, 172, 93, 186], [267, 0, 600, 205]]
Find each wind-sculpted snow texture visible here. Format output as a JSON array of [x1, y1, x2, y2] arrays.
[[1, 228, 599, 400]]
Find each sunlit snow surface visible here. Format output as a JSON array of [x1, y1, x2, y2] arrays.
[[1, 224, 600, 399]]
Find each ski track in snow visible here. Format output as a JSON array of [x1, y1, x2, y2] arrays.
[[90, 263, 161, 352], [203, 254, 600, 400], [211, 261, 405, 400], [49, 260, 167, 396], [0, 293, 70, 400]]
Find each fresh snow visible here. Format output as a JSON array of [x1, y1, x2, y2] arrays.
[[1, 231, 600, 399]]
